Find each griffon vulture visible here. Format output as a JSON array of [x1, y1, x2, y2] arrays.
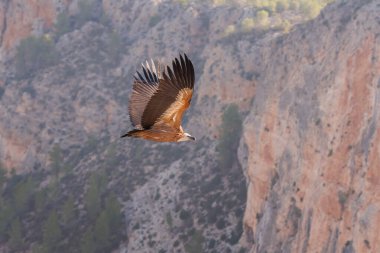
[[121, 54, 196, 142]]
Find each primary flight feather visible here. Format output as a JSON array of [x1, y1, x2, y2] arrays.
[[121, 54, 196, 142]]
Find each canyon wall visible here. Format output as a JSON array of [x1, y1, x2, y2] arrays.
[[239, 0, 380, 252]]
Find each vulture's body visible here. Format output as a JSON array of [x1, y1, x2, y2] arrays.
[[121, 54, 196, 142]]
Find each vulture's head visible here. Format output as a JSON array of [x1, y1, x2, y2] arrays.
[[178, 132, 196, 142]]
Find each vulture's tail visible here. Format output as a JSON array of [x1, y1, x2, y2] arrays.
[[120, 129, 142, 138]]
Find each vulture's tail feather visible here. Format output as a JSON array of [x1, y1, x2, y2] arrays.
[[120, 129, 142, 138]]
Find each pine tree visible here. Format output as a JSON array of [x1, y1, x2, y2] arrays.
[[15, 36, 59, 79], [94, 211, 111, 252], [31, 243, 47, 253], [55, 12, 71, 37], [42, 211, 62, 252], [0, 205, 12, 240], [12, 178, 35, 215], [34, 189, 47, 213], [217, 104, 242, 170], [84, 175, 101, 221], [105, 194, 123, 243], [62, 195, 76, 225], [0, 165, 5, 189], [8, 218, 24, 251], [80, 228, 95, 253], [50, 144, 62, 178]]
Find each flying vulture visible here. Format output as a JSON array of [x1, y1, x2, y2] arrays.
[[121, 54, 196, 142]]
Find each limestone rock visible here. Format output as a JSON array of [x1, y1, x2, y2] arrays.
[[239, 1, 380, 252]]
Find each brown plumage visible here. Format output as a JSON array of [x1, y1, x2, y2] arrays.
[[121, 54, 196, 142]]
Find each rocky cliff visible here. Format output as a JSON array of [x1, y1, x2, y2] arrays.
[[0, 0, 378, 252], [239, 0, 380, 252]]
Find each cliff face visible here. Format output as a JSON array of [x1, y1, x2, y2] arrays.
[[239, 1, 380, 252], [0, 0, 57, 52]]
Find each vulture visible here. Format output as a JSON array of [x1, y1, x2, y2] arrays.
[[121, 54, 196, 142]]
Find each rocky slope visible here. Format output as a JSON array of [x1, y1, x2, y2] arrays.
[[239, 0, 380, 252], [0, 0, 378, 252], [0, 0, 257, 252]]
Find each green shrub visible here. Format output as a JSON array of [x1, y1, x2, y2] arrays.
[[0, 164, 5, 189], [289, 0, 300, 10], [55, 12, 72, 37], [34, 189, 47, 213], [300, 0, 322, 19], [223, 24, 236, 37], [61, 195, 75, 225], [282, 19, 292, 33], [42, 211, 62, 252], [185, 230, 204, 253], [217, 104, 242, 170], [241, 18, 255, 32], [264, 0, 277, 12], [178, 0, 189, 6], [276, 0, 289, 12], [149, 15, 161, 27], [245, 0, 259, 6], [213, 0, 226, 5], [104, 194, 123, 241], [12, 178, 36, 215], [256, 10, 270, 28], [0, 205, 13, 240], [15, 36, 59, 79], [179, 209, 191, 220], [8, 218, 24, 251], [166, 212, 173, 228], [80, 228, 95, 253], [20, 85, 36, 98], [49, 144, 62, 177], [93, 211, 113, 252], [0, 86, 4, 99], [84, 174, 102, 221], [77, 0, 96, 26], [55, 0, 108, 37]]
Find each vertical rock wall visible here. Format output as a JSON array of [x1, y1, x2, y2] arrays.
[[240, 1, 380, 252]]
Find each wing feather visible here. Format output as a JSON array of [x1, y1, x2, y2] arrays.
[[179, 55, 187, 85], [141, 54, 195, 129], [173, 58, 183, 85], [128, 60, 163, 128]]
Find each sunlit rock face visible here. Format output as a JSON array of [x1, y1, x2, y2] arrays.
[[239, 1, 380, 252]]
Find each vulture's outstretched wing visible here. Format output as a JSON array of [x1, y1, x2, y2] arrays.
[[128, 60, 163, 129], [141, 54, 195, 130]]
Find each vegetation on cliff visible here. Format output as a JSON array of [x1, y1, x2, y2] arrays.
[[0, 166, 125, 253]]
